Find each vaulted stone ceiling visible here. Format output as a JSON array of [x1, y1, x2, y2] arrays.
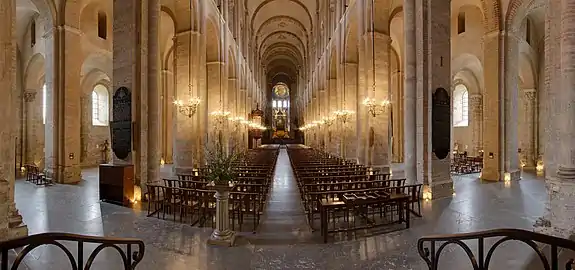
[[246, 0, 319, 81]]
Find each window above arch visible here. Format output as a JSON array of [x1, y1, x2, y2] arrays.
[[92, 85, 109, 126], [98, 11, 107, 39], [453, 84, 469, 127], [457, 11, 466, 34]]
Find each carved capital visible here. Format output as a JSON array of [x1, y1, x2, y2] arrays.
[[469, 94, 482, 105], [524, 89, 537, 102], [24, 91, 37, 102]]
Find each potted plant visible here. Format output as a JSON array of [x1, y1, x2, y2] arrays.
[[205, 137, 243, 247]]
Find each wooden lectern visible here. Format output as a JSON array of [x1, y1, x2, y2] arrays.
[[99, 164, 134, 206]]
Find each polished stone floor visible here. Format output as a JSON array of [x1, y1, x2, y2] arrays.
[[11, 149, 551, 269]]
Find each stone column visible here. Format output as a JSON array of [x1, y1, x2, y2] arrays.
[[543, 0, 561, 179], [481, 31, 504, 181], [162, 69, 174, 163], [206, 61, 226, 143], [147, 0, 160, 182], [357, 33, 369, 164], [403, 0, 417, 183], [173, 31, 198, 174], [0, 0, 27, 239], [504, 34, 521, 180], [470, 93, 483, 156], [328, 78, 338, 155], [538, 0, 575, 238], [556, 0, 575, 179], [228, 77, 239, 148], [46, 26, 82, 184], [343, 63, 358, 160], [366, 32, 391, 172], [421, 0, 453, 198], [522, 89, 536, 168]]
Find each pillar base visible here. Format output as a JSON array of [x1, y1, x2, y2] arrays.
[[207, 230, 236, 247], [53, 166, 82, 184], [534, 177, 575, 238], [424, 182, 454, 200], [505, 169, 522, 181]]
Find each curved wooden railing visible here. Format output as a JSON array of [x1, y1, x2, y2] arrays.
[[0, 232, 145, 270], [418, 228, 575, 270]]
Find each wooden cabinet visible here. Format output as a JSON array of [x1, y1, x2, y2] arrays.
[[99, 164, 134, 206]]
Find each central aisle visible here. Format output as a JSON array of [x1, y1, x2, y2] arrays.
[[254, 147, 312, 244]]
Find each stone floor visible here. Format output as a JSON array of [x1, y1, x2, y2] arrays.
[[11, 149, 552, 269]]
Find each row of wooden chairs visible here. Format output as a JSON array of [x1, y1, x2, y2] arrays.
[[451, 154, 483, 174], [286, 146, 422, 242], [144, 147, 279, 232], [23, 164, 53, 186]]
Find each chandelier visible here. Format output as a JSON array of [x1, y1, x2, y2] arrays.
[[363, 97, 390, 117], [174, 96, 201, 118], [211, 110, 231, 124], [333, 109, 355, 123], [322, 116, 336, 127], [362, 0, 390, 118], [174, 1, 200, 118]]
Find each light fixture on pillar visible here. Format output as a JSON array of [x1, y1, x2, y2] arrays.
[[362, 0, 390, 118], [211, 110, 231, 124], [174, 1, 201, 118], [322, 116, 335, 127], [333, 109, 355, 123]]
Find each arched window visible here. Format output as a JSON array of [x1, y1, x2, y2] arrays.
[[92, 85, 109, 126], [453, 84, 469, 127], [42, 84, 46, 124], [98, 11, 107, 39], [457, 11, 466, 34], [526, 19, 532, 45], [31, 20, 36, 47]]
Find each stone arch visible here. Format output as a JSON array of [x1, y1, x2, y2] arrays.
[[160, 9, 176, 66], [345, 11, 360, 64], [23, 0, 56, 28], [205, 18, 221, 62], [24, 53, 46, 90], [328, 44, 337, 79], [481, 0, 502, 32], [228, 47, 238, 79], [80, 51, 112, 78], [505, 0, 544, 33], [373, 0, 392, 34], [518, 52, 536, 89], [389, 10, 403, 68], [451, 53, 484, 92], [22, 53, 47, 167], [173, 0, 198, 32]]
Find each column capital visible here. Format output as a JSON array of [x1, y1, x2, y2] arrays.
[[523, 89, 537, 101], [24, 91, 37, 102]]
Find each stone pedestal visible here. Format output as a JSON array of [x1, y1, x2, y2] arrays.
[[207, 185, 236, 247]]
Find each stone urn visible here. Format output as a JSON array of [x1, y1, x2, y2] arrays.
[[206, 181, 236, 247]]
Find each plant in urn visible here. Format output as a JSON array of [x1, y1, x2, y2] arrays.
[[205, 138, 243, 246]]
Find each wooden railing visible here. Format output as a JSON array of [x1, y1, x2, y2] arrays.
[[418, 228, 575, 270], [0, 232, 145, 270]]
